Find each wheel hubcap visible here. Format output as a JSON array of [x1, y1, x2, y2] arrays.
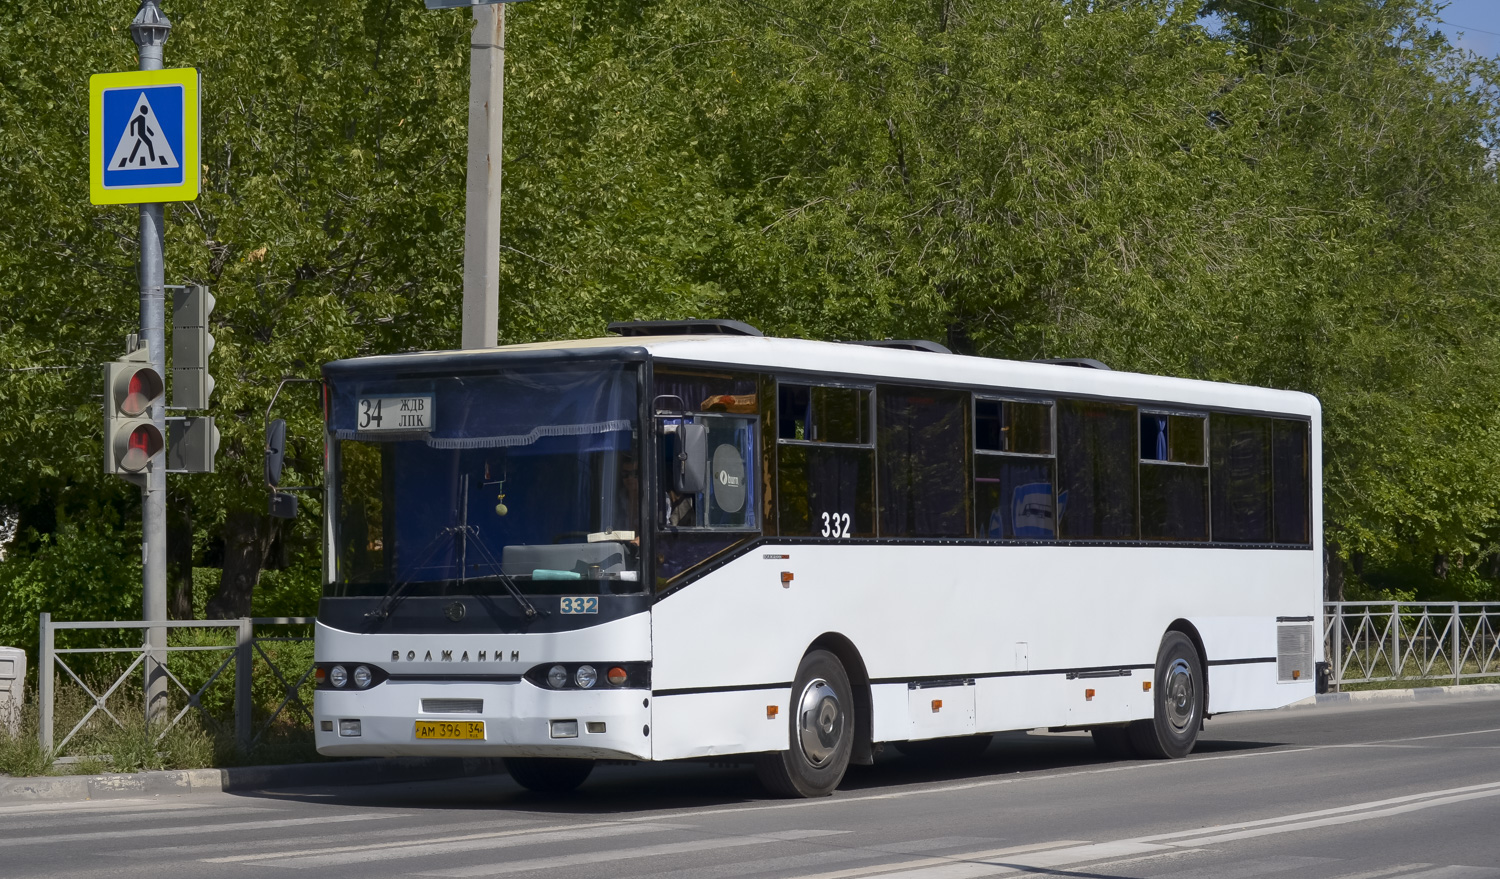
[[797, 678, 843, 768], [1164, 658, 1196, 733]]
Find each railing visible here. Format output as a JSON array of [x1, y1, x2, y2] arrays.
[[37, 613, 315, 755], [1325, 602, 1500, 690]]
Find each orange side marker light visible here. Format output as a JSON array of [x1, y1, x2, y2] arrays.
[[1143, 681, 1152, 692], [767, 705, 779, 719], [931, 699, 942, 712], [1085, 688, 1095, 701]]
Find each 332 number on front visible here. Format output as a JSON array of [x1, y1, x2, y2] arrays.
[[560, 597, 598, 614]]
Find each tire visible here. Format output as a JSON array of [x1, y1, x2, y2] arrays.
[[892, 734, 994, 762], [1090, 725, 1137, 759], [1128, 631, 1204, 759], [755, 650, 854, 798], [503, 757, 595, 793]]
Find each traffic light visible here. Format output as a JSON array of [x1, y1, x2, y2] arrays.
[[104, 344, 164, 480], [167, 416, 219, 473], [171, 284, 215, 410]]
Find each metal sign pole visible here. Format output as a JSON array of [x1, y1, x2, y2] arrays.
[[131, 0, 171, 724], [460, 2, 504, 350]]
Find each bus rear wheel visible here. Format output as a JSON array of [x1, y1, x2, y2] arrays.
[[503, 757, 595, 793], [1128, 631, 1203, 759], [755, 650, 853, 798]]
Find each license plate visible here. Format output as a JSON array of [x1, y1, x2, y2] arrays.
[[414, 720, 485, 740]]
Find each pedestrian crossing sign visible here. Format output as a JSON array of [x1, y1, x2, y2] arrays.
[[89, 68, 200, 205]]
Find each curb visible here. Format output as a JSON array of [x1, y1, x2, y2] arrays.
[[1283, 682, 1500, 710], [0, 756, 507, 803]]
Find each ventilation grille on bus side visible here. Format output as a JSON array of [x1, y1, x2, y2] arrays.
[[1277, 625, 1315, 683], [421, 698, 483, 714]]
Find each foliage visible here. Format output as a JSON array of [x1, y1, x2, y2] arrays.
[[3, 0, 1500, 642]]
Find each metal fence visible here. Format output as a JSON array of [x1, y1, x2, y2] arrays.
[[37, 613, 315, 755], [1325, 602, 1500, 690]]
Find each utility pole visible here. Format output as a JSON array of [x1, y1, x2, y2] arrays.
[[461, 2, 505, 350], [131, 0, 171, 723]]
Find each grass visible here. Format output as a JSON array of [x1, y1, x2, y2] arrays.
[[0, 656, 325, 778]]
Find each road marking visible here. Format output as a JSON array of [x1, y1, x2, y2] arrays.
[[119, 817, 527, 857], [1322, 866, 1434, 879], [840, 841, 1173, 879], [1149, 855, 1339, 878], [647, 837, 1006, 879], [783, 841, 1090, 879], [418, 830, 849, 878], [227, 822, 693, 868], [0, 812, 393, 848], [5, 804, 266, 831], [1394, 868, 1500, 879], [1148, 782, 1500, 846]]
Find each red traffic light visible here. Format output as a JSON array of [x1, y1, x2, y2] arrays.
[[113, 422, 163, 473], [112, 364, 164, 417]]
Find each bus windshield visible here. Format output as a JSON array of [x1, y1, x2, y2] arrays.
[[325, 363, 643, 598]]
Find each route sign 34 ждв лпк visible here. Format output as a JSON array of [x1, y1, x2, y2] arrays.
[[89, 68, 200, 205]]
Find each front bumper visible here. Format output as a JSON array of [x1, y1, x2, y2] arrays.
[[314, 680, 653, 760]]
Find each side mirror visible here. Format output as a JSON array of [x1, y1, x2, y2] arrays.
[[269, 491, 298, 519], [264, 418, 287, 487], [673, 423, 708, 493]]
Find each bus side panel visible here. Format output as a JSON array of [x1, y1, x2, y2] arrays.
[[651, 688, 791, 760]]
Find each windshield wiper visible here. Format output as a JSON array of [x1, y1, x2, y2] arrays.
[[454, 524, 540, 620]]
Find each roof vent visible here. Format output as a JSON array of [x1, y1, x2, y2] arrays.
[[607, 319, 762, 338], [846, 340, 952, 354], [1033, 357, 1111, 370]]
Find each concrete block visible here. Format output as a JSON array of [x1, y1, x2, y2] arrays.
[[0, 646, 26, 737]]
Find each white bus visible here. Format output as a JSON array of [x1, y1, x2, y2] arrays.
[[304, 320, 1321, 797]]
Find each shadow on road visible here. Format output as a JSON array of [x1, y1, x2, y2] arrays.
[[227, 728, 1286, 815]]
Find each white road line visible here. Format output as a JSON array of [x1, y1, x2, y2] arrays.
[[0, 812, 394, 848], [1166, 787, 1500, 847], [1324, 867, 1436, 879], [1136, 781, 1500, 844], [4, 805, 266, 831], [118, 818, 529, 858], [850, 841, 1173, 879], [1149, 855, 1339, 879], [783, 840, 1090, 879], [203, 818, 650, 864], [648, 837, 1005, 879], [235, 822, 692, 869], [1397, 868, 1500, 879], [418, 830, 849, 878]]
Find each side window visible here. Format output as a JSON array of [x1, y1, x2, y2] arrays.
[[974, 398, 1056, 539], [877, 387, 971, 538], [1210, 414, 1272, 542], [658, 414, 758, 530], [777, 384, 874, 538], [1139, 412, 1209, 541], [1272, 419, 1311, 544], [1056, 400, 1137, 540]]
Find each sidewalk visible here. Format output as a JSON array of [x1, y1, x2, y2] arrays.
[[1283, 682, 1500, 710]]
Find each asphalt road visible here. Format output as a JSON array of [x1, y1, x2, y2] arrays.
[[3, 695, 1498, 879]]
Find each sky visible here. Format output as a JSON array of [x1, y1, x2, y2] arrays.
[[1430, 0, 1500, 56]]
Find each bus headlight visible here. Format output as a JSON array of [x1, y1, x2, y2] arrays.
[[547, 665, 569, 689], [329, 665, 348, 688], [353, 665, 373, 689], [575, 665, 597, 689]]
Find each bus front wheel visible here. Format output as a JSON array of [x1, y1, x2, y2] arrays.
[[755, 650, 854, 798], [1129, 631, 1203, 759], [503, 757, 595, 793]]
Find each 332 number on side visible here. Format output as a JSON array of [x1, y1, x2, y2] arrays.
[[560, 597, 598, 614], [820, 512, 852, 539]]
